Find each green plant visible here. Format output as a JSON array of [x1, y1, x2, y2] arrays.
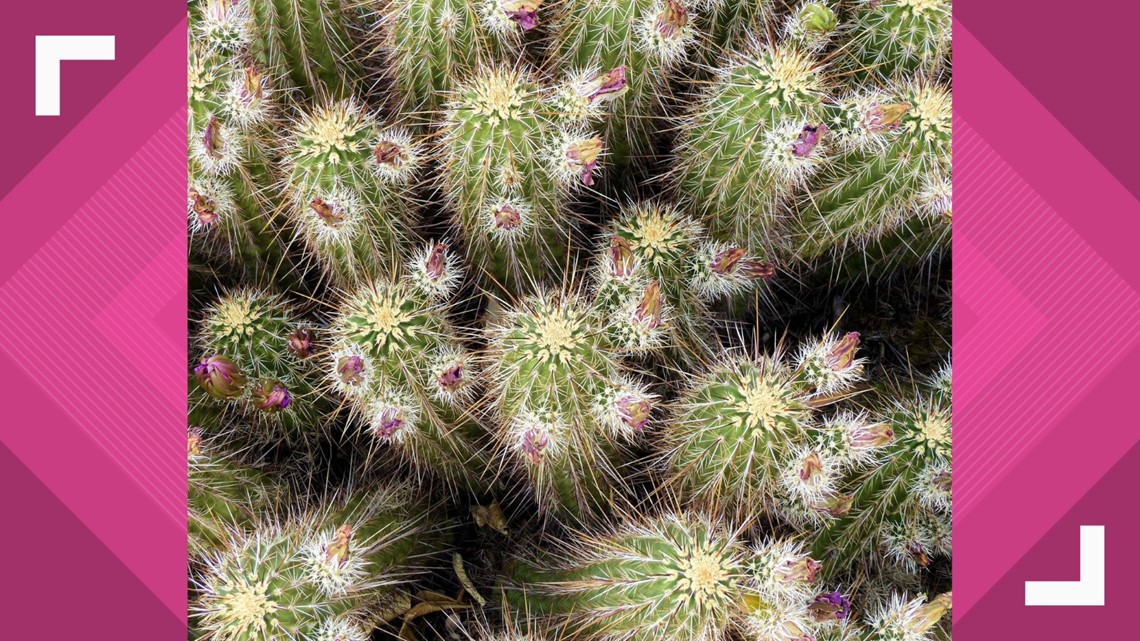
[[672, 41, 830, 255], [439, 66, 606, 291], [843, 0, 952, 84], [326, 242, 491, 493], [192, 290, 330, 441], [284, 99, 424, 285], [483, 290, 655, 522]]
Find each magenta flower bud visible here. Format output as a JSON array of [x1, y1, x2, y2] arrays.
[[424, 242, 448, 282], [825, 332, 860, 371], [710, 247, 746, 275], [565, 136, 603, 186], [253, 381, 291, 413], [849, 422, 894, 450], [189, 188, 219, 226], [617, 396, 651, 431], [934, 468, 952, 493], [375, 406, 404, 439], [906, 541, 931, 568], [438, 363, 464, 392], [608, 236, 635, 278], [194, 355, 247, 400], [740, 259, 776, 281], [521, 428, 550, 465], [586, 66, 627, 103], [791, 123, 827, 158], [809, 590, 852, 622], [493, 203, 522, 230], [798, 451, 823, 481], [634, 281, 663, 329], [337, 355, 365, 386], [502, 0, 541, 30], [780, 557, 823, 584], [655, 0, 688, 40], [203, 116, 224, 160], [864, 103, 910, 132], [287, 328, 314, 358], [373, 139, 409, 170]]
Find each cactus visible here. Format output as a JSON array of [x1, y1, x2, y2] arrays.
[[244, 0, 364, 100], [795, 80, 951, 275], [866, 593, 952, 641], [660, 333, 875, 524], [440, 66, 605, 291], [326, 242, 490, 493], [547, 0, 695, 167], [188, 428, 285, 558], [369, 0, 529, 123], [483, 290, 655, 522], [811, 362, 952, 577], [504, 512, 746, 641], [843, 0, 952, 84], [191, 484, 453, 641], [191, 290, 330, 440], [782, 2, 840, 53], [690, 0, 776, 65], [672, 40, 831, 255], [188, 40, 294, 285], [592, 202, 774, 366], [285, 99, 424, 285]]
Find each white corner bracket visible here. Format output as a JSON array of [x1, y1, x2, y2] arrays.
[[35, 36, 116, 117], [1024, 525, 1105, 606]]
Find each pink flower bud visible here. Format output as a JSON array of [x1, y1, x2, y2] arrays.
[[521, 428, 550, 465], [798, 451, 823, 481], [194, 355, 247, 400], [189, 188, 219, 226], [203, 116, 224, 160], [373, 139, 409, 169], [608, 236, 635, 278], [617, 396, 651, 431], [864, 103, 910, 132], [375, 406, 404, 439], [565, 136, 603, 186], [337, 355, 365, 386], [252, 381, 292, 412], [791, 123, 827, 158], [634, 281, 663, 329], [324, 524, 352, 567], [825, 332, 860, 371], [493, 203, 522, 231], [586, 66, 627, 103], [779, 557, 823, 584], [502, 0, 541, 30], [438, 363, 464, 392], [655, 0, 688, 41], [310, 198, 346, 227], [424, 243, 448, 282]]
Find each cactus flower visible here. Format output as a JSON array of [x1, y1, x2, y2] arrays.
[[493, 203, 522, 230], [791, 124, 827, 158], [825, 332, 860, 371], [373, 140, 408, 170], [195, 355, 247, 400], [654, 0, 688, 41], [190, 189, 219, 226], [798, 451, 823, 481], [865, 103, 911, 132], [503, 0, 541, 30], [424, 242, 448, 282], [586, 66, 628, 104], [253, 381, 292, 412], [809, 590, 851, 622], [287, 328, 314, 358], [779, 557, 823, 584], [203, 116, 224, 160], [337, 355, 365, 386], [324, 524, 352, 568], [634, 281, 663, 329], [617, 395, 651, 431], [565, 136, 603, 186], [310, 198, 346, 227], [438, 363, 464, 392], [848, 422, 894, 450], [521, 427, 550, 465], [375, 406, 404, 439], [608, 236, 635, 278]]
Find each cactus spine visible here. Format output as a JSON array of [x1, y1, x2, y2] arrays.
[[285, 100, 424, 285], [548, 0, 695, 167], [843, 0, 952, 84], [192, 290, 329, 440], [188, 38, 292, 284], [661, 333, 871, 523], [504, 513, 746, 641], [673, 41, 830, 255], [484, 290, 655, 522], [795, 80, 951, 271], [691, 0, 776, 64], [191, 484, 452, 641], [592, 202, 774, 366], [245, 0, 364, 100], [372, 0, 528, 123], [440, 67, 604, 291], [811, 362, 952, 577], [327, 242, 490, 492]]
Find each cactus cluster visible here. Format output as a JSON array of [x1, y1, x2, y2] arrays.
[[187, 0, 953, 639]]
